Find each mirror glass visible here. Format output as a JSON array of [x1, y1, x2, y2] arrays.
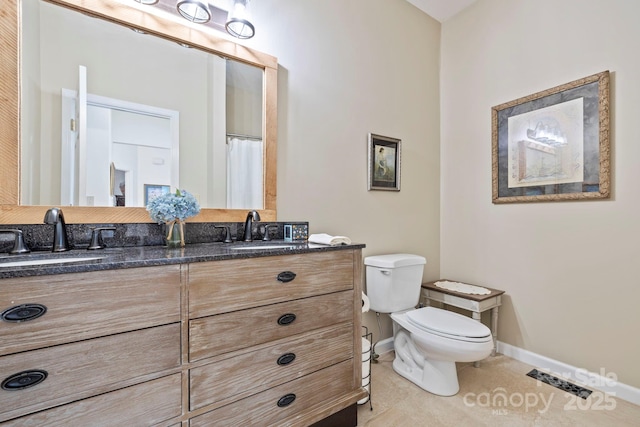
[[21, 0, 264, 210]]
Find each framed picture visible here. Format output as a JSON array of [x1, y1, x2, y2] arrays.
[[144, 184, 170, 206], [492, 71, 610, 203], [368, 133, 401, 191]]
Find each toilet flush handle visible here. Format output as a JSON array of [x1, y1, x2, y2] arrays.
[[379, 269, 391, 275]]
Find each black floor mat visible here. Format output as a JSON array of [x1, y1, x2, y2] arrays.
[[527, 368, 592, 399]]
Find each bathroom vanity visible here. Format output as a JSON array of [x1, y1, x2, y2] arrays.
[[0, 243, 366, 426], [0, 1, 365, 423]]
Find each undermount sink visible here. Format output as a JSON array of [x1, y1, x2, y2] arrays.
[[230, 244, 299, 251], [0, 256, 104, 268]]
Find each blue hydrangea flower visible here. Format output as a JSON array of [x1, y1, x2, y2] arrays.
[[146, 189, 201, 223]]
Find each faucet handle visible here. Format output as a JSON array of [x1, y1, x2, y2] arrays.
[[214, 225, 233, 243], [88, 227, 116, 250], [0, 229, 31, 255], [262, 224, 278, 241]]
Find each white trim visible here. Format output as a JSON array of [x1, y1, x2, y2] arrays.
[[60, 88, 77, 206], [61, 89, 180, 206], [497, 341, 640, 406], [86, 93, 180, 191], [372, 337, 640, 406]]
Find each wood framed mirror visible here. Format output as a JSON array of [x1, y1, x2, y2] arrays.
[[0, 0, 277, 224]]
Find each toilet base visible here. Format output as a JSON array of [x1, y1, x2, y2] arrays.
[[392, 350, 460, 396], [392, 330, 460, 396], [389, 308, 494, 397]]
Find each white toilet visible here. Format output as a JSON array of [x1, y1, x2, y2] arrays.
[[365, 254, 493, 396]]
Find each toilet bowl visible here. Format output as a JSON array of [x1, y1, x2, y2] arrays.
[[364, 254, 493, 397], [390, 307, 493, 396]]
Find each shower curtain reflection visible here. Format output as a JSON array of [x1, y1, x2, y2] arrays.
[[226, 136, 263, 209]]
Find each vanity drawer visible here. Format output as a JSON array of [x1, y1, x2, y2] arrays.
[[189, 290, 353, 362], [0, 323, 181, 423], [4, 373, 182, 427], [188, 250, 354, 318], [190, 322, 354, 411], [190, 360, 353, 427], [0, 265, 181, 356]]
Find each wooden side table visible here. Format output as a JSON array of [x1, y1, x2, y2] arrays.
[[421, 279, 505, 366]]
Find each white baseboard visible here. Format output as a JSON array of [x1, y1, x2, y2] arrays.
[[497, 341, 640, 406], [372, 337, 639, 406]]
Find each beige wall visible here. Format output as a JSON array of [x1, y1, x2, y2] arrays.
[[249, 0, 640, 389], [441, 0, 640, 388], [248, 0, 442, 339]]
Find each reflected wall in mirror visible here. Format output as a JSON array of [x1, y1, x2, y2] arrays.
[[0, 0, 277, 224], [22, 0, 263, 210]]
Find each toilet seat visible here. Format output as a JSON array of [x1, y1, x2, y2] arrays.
[[406, 307, 491, 343]]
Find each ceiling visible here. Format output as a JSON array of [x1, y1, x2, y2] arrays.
[[144, 1, 476, 28], [405, 0, 477, 22]]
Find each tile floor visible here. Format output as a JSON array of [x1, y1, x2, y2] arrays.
[[357, 351, 640, 426]]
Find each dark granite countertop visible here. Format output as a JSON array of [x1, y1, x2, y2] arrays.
[[0, 241, 365, 279]]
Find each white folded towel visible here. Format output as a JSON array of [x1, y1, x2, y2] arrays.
[[434, 280, 491, 295], [308, 233, 352, 246]]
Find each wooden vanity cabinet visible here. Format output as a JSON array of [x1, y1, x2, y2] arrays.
[[0, 265, 182, 356], [4, 374, 183, 427], [190, 360, 354, 427], [0, 248, 365, 426], [186, 249, 365, 426], [0, 266, 183, 425]]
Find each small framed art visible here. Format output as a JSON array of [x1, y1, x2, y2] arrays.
[[144, 184, 170, 206], [368, 133, 401, 191]]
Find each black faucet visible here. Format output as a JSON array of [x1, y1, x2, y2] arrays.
[[243, 210, 261, 242], [43, 207, 70, 252]]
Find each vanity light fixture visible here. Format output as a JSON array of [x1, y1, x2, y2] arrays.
[[176, 0, 212, 24], [225, 0, 255, 39]]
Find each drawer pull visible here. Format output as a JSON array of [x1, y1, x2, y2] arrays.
[[277, 393, 296, 407], [277, 313, 296, 326], [277, 352, 296, 366], [1, 303, 47, 323], [276, 271, 297, 283], [2, 370, 48, 391]]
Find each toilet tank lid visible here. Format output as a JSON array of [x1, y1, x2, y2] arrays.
[[364, 254, 427, 268]]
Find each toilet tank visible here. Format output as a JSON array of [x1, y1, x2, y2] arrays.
[[364, 254, 427, 313]]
